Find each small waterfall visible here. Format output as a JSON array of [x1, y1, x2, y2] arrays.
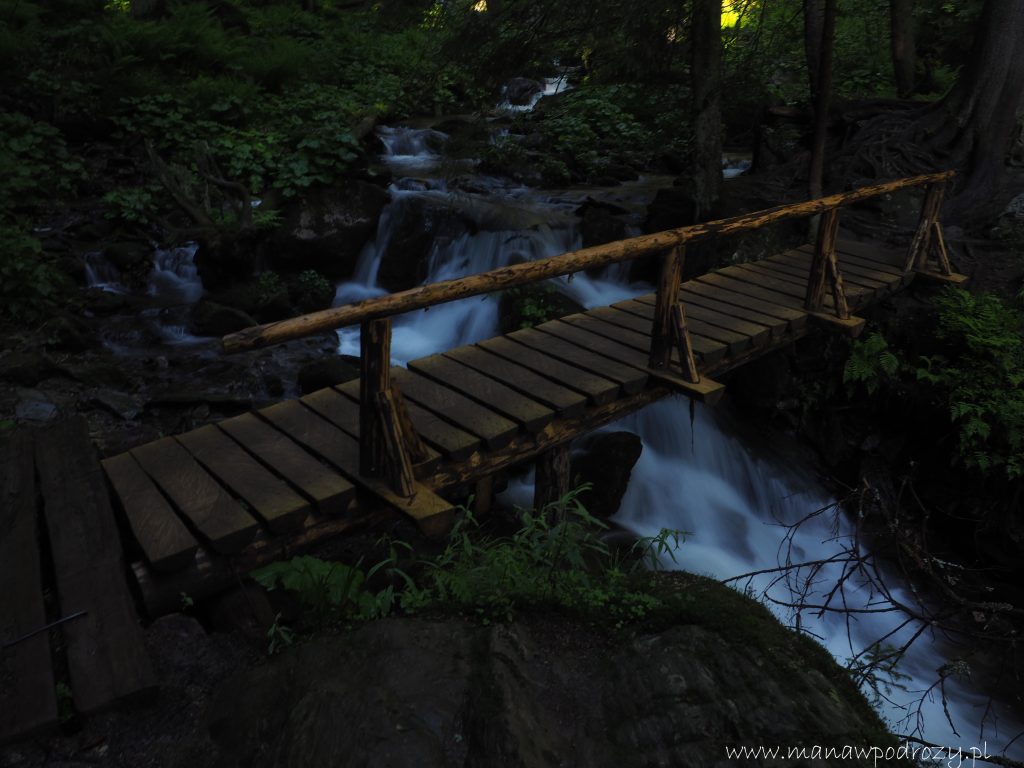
[[148, 243, 203, 306], [498, 75, 574, 113]]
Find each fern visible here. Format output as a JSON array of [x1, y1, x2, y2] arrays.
[[844, 332, 899, 395]]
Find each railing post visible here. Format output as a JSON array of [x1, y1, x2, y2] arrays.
[[649, 246, 685, 370], [804, 207, 849, 319], [359, 318, 390, 478], [905, 182, 952, 275]]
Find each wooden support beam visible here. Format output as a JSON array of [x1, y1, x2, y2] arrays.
[[649, 246, 684, 369], [905, 182, 945, 273], [375, 388, 415, 498], [671, 303, 700, 383], [805, 208, 849, 319], [808, 311, 866, 337], [472, 474, 494, 518], [359, 318, 390, 478], [646, 369, 726, 404], [534, 444, 572, 513]]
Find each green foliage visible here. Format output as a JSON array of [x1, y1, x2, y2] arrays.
[[843, 332, 899, 395], [251, 555, 395, 627], [0, 112, 83, 215], [289, 269, 334, 313], [102, 185, 160, 225], [915, 289, 1024, 478], [400, 487, 686, 626], [0, 227, 62, 323]]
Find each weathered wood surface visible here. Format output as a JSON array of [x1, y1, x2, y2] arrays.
[[102, 452, 199, 571], [223, 171, 953, 352], [177, 425, 310, 533], [218, 412, 355, 516], [131, 436, 258, 554], [534, 444, 572, 512], [35, 419, 155, 714], [0, 431, 58, 743]]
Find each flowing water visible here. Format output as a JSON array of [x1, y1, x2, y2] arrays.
[[330, 123, 1023, 759]]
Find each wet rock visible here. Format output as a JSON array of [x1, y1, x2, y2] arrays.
[[87, 389, 144, 421], [297, 357, 360, 394], [576, 197, 630, 249], [189, 301, 258, 337], [572, 431, 643, 518], [104, 239, 153, 288], [0, 350, 61, 387], [272, 181, 390, 279], [14, 397, 58, 421], [82, 287, 128, 315], [503, 77, 543, 106], [41, 315, 95, 352], [67, 360, 133, 390], [207, 586, 278, 646], [208, 590, 895, 768]]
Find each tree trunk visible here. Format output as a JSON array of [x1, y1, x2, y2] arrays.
[[923, 0, 1024, 216], [803, 0, 825, 99], [690, 0, 723, 219], [808, 0, 838, 199], [890, 0, 916, 98]]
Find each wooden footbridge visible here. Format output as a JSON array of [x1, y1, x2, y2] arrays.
[[1, 172, 964, 742]]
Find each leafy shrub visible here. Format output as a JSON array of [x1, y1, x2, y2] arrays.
[[0, 113, 83, 215], [400, 487, 684, 625], [251, 555, 396, 627], [289, 269, 334, 313], [0, 227, 62, 323], [915, 288, 1024, 478], [843, 332, 899, 395]]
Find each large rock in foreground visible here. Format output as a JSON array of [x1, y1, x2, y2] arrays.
[[208, 574, 896, 767]]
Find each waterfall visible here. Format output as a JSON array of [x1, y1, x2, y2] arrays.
[[328, 124, 1024, 759]]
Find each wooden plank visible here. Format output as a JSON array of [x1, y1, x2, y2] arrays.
[[628, 296, 771, 348], [697, 271, 828, 312], [479, 336, 621, 406], [511, 324, 648, 393], [336, 380, 481, 461], [445, 345, 587, 418], [681, 277, 808, 328], [259, 401, 455, 535], [677, 288, 789, 338], [218, 412, 354, 516], [784, 247, 907, 286], [408, 354, 554, 433], [177, 425, 310, 534], [392, 367, 519, 450], [102, 453, 199, 572], [0, 430, 58, 743], [535, 318, 687, 379], [763, 253, 891, 292], [34, 419, 156, 714], [132, 437, 258, 554], [302, 387, 441, 475], [835, 238, 906, 270], [585, 305, 718, 360], [603, 300, 749, 357], [729, 262, 871, 305]]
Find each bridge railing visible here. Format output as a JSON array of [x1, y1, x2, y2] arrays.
[[222, 170, 955, 494]]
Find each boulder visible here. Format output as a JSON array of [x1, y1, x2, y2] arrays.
[[104, 239, 153, 289], [208, 579, 897, 768], [0, 350, 61, 387], [271, 181, 390, 280], [189, 301, 258, 337], [576, 197, 630, 249], [297, 357, 360, 394], [572, 431, 643, 519], [503, 77, 543, 106]]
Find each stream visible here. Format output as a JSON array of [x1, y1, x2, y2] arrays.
[[334, 121, 1023, 758]]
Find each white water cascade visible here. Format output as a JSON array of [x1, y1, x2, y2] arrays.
[[330, 125, 1023, 760]]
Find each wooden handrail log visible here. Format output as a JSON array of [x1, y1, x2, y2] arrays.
[[222, 171, 954, 353]]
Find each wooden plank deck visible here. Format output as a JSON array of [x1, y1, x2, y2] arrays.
[[1, 420, 155, 744], [109, 238, 922, 615]]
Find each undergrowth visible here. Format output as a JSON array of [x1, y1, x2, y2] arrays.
[[249, 485, 687, 653]]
